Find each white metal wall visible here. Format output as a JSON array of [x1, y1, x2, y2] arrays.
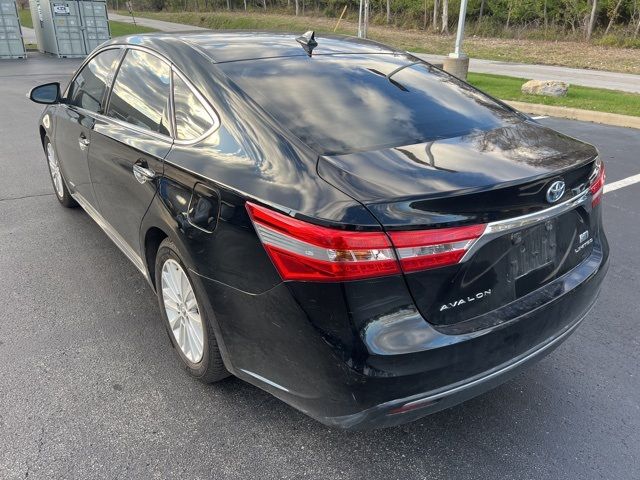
[[0, 0, 26, 59], [31, 0, 110, 57]]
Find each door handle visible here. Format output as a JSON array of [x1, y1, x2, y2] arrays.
[[133, 164, 156, 184], [78, 135, 90, 150]]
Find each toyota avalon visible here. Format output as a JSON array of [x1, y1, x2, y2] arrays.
[[29, 31, 609, 429]]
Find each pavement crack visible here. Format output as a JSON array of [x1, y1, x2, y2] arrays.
[[0, 192, 55, 203], [24, 425, 45, 478]]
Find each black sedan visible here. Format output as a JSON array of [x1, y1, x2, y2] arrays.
[[29, 31, 608, 430]]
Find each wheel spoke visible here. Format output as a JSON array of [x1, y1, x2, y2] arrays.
[[161, 282, 180, 305], [180, 271, 190, 299], [185, 315, 203, 346], [162, 269, 181, 302], [163, 296, 180, 313], [166, 310, 181, 330], [179, 322, 187, 352], [186, 326, 197, 361], [185, 293, 197, 311]]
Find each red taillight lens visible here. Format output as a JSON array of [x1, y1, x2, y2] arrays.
[[246, 202, 400, 281], [589, 160, 606, 207], [388, 224, 486, 272]]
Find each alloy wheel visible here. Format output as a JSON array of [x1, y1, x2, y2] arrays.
[[160, 259, 205, 364], [47, 142, 64, 199]]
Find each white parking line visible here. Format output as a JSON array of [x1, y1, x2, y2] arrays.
[[605, 173, 640, 194]]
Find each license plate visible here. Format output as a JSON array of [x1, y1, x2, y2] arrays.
[[510, 220, 557, 279]]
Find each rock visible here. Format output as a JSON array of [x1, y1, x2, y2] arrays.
[[521, 80, 569, 97]]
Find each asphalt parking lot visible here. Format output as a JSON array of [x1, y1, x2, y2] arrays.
[[1, 53, 639, 480]]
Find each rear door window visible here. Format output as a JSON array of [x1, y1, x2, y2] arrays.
[[67, 48, 121, 113], [106, 49, 172, 136], [172, 73, 216, 141]]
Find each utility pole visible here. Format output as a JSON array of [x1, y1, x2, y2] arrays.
[[363, 0, 369, 37], [443, 0, 469, 79], [357, 0, 370, 38]]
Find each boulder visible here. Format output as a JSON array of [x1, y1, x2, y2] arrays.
[[521, 80, 569, 97]]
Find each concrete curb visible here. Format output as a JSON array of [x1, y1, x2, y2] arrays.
[[505, 101, 640, 130]]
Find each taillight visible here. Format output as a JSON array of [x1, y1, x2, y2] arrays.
[[589, 159, 605, 207], [246, 202, 400, 281], [388, 224, 486, 272]]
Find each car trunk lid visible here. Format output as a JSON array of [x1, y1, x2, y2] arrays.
[[318, 120, 601, 328]]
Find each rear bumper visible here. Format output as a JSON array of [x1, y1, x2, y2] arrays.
[[195, 236, 608, 430], [319, 298, 595, 429]]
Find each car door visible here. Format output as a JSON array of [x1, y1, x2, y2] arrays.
[[88, 48, 173, 257], [55, 48, 122, 205]]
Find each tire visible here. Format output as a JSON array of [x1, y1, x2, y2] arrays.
[[155, 238, 229, 383], [44, 137, 77, 208]]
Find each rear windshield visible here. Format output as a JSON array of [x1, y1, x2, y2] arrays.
[[219, 54, 519, 155]]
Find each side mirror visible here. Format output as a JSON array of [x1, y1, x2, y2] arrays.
[[28, 82, 61, 104]]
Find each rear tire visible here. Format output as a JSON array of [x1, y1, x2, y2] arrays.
[[44, 137, 77, 208], [155, 238, 229, 383]]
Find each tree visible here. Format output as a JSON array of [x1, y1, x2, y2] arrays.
[[604, 0, 624, 34], [386, 0, 391, 23], [295, 0, 299, 15], [441, 0, 449, 33], [433, 0, 439, 31], [424, 0, 429, 28], [587, 0, 598, 39]]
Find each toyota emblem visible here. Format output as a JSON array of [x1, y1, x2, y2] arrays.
[[546, 180, 566, 203]]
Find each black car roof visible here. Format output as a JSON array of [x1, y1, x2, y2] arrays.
[[105, 31, 399, 64]]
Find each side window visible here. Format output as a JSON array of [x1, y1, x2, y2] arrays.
[[173, 73, 215, 140], [106, 49, 171, 136], [67, 49, 121, 113]]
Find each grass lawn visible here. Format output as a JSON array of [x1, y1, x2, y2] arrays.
[[467, 73, 640, 117], [18, 8, 32, 28], [109, 21, 156, 37], [18, 8, 155, 36]]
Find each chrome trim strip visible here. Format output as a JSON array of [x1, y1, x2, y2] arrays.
[[461, 189, 590, 262], [71, 192, 150, 282], [63, 45, 126, 98], [92, 109, 174, 144], [239, 369, 291, 393], [168, 64, 177, 139]]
